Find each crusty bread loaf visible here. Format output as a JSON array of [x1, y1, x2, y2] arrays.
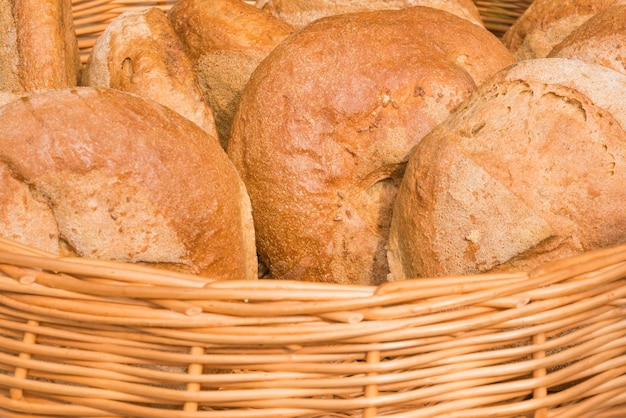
[[0, 0, 80, 92], [0, 91, 21, 107], [259, 0, 484, 28], [168, 0, 295, 146], [81, 7, 220, 145], [0, 87, 257, 280], [227, 7, 514, 286], [387, 58, 626, 279], [549, 5, 626, 76], [502, 0, 626, 61]]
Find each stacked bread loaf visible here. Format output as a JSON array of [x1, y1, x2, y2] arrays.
[[387, 58, 626, 279], [502, 0, 626, 61], [0, 0, 257, 280], [227, 6, 514, 285], [2, 0, 626, 285], [168, 0, 295, 147], [258, 0, 484, 28], [81, 7, 220, 142], [0, 0, 80, 92]]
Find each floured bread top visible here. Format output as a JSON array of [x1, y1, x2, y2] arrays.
[[0, 87, 257, 280], [259, 0, 484, 28], [502, 0, 626, 61], [82, 7, 221, 145], [228, 6, 513, 285], [388, 58, 626, 279]]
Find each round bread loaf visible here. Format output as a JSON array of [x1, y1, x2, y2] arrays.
[[387, 58, 626, 279], [0, 87, 257, 280], [81, 7, 220, 146], [502, 0, 626, 61], [0, 0, 80, 92], [168, 0, 294, 146], [227, 7, 514, 285], [0, 91, 21, 107], [549, 5, 626, 76], [258, 0, 484, 28]]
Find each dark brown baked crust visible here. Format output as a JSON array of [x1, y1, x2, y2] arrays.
[[228, 6, 513, 285]]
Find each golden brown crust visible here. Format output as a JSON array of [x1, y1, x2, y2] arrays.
[[0, 0, 80, 92], [388, 58, 626, 279], [0, 1, 19, 92], [0, 164, 60, 254], [168, 0, 295, 145], [228, 7, 513, 285], [82, 7, 221, 146], [502, 0, 625, 61], [260, 0, 484, 28], [549, 5, 626, 75], [168, 0, 294, 60], [0, 87, 257, 280]]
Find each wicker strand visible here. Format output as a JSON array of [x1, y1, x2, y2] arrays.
[[183, 346, 204, 413], [363, 350, 380, 418], [7, 320, 37, 402], [532, 332, 548, 418]]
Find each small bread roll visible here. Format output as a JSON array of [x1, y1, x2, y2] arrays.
[[228, 7, 513, 285], [81, 7, 220, 145], [502, 0, 626, 61], [0, 87, 257, 280], [388, 58, 626, 279], [0, 0, 80, 92], [258, 0, 484, 28], [549, 5, 626, 76], [168, 0, 294, 146]]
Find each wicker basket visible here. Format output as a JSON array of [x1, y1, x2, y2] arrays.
[[3, 235, 626, 418], [7, 1, 626, 417]]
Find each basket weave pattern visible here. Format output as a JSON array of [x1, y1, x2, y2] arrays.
[[4, 1, 626, 417], [1, 237, 626, 417]]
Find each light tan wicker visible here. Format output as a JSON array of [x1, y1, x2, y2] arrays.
[[7, 1, 626, 417], [474, 0, 531, 37], [2, 236, 626, 417]]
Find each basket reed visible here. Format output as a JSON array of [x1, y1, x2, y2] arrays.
[[1, 236, 626, 417], [8, 1, 626, 417]]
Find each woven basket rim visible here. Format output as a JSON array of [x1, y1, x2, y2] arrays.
[[1, 234, 626, 416]]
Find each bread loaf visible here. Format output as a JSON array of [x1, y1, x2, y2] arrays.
[[227, 7, 514, 285], [168, 0, 294, 146], [0, 87, 257, 280], [0, 0, 80, 92], [0, 92, 21, 107], [81, 7, 220, 145], [502, 0, 626, 61], [387, 58, 626, 279], [259, 0, 484, 28], [549, 5, 626, 76]]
